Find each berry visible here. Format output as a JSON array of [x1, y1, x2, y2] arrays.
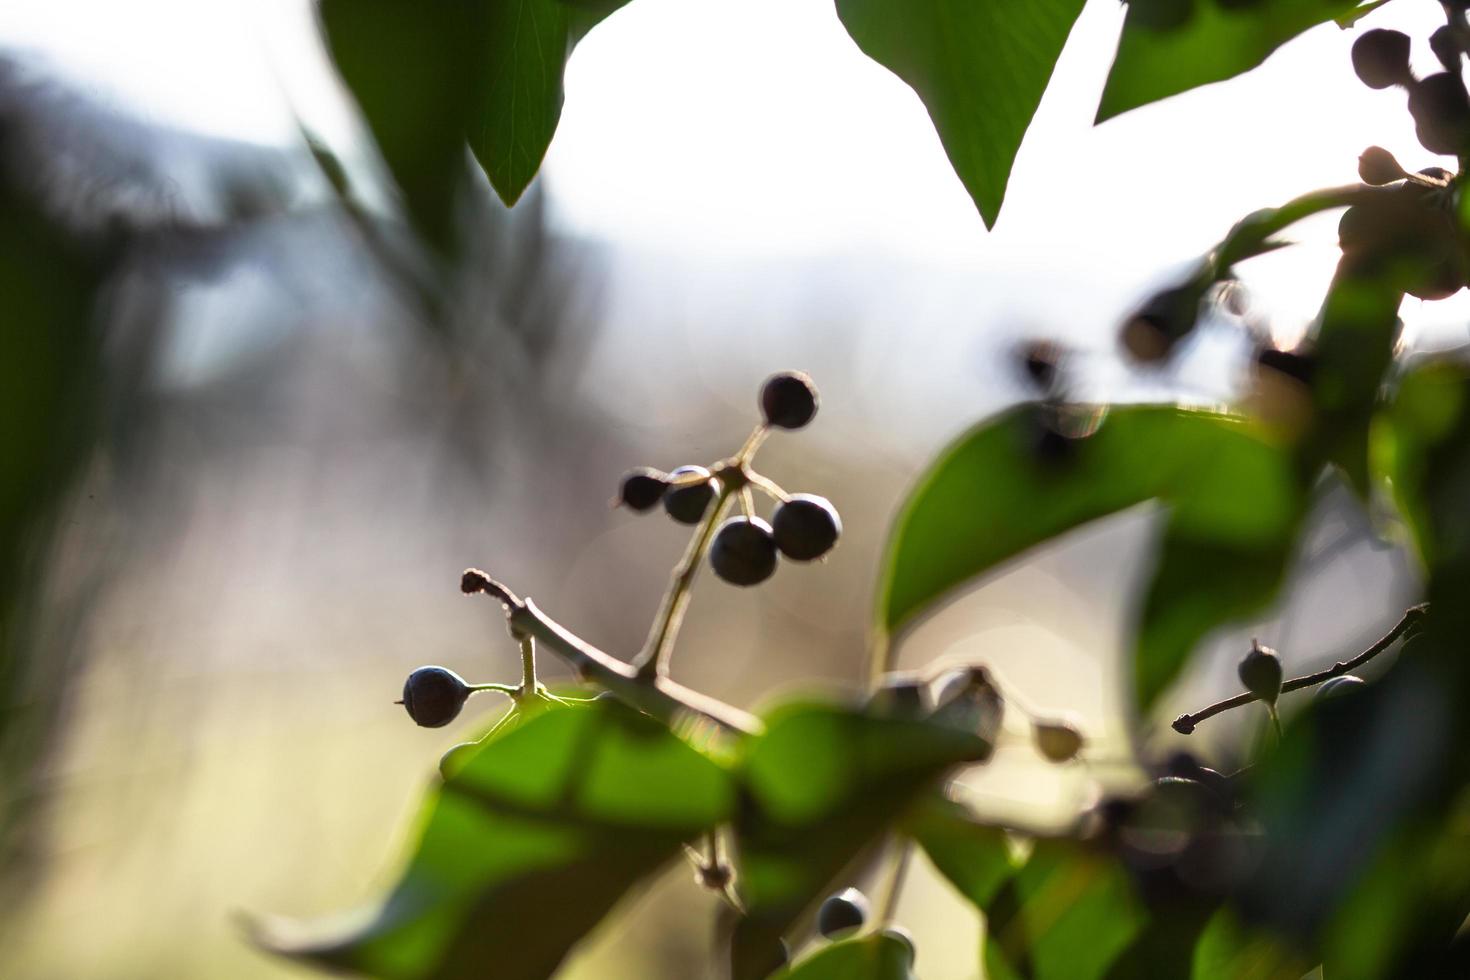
[[881, 925, 917, 967], [1034, 718, 1085, 763], [709, 516, 778, 586], [618, 467, 668, 511], [1410, 73, 1470, 155], [1351, 29, 1412, 90], [1357, 146, 1406, 186], [1313, 674, 1367, 702], [816, 887, 869, 938], [1121, 284, 1201, 363], [1017, 339, 1064, 392], [401, 666, 471, 728], [1255, 346, 1315, 386], [760, 370, 819, 429], [869, 675, 929, 717], [1431, 26, 1461, 73], [771, 494, 841, 561], [663, 465, 717, 525], [1237, 641, 1282, 706]]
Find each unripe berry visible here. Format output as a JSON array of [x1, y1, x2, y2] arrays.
[[771, 494, 841, 561], [1313, 674, 1366, 702], [1410, 73, 1470, 155], [1351, 29, 1412, 90], [401, 666, 471, 728], [1034, 718, 1085, 763], [663, 465, 718, 525], [1357, 145, 1406, 186], [816, 887, 869, 939], [709, 516, 778, 586], [760, 370, 819, 429], [618, 467, 668, 511], [1237, 641, 1282, 706]]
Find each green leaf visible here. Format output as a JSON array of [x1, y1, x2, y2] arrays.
[[834, 0, 1086, 227], [906, 795, 1022, 910], [730, 701, 994, 980], [983, 840, 1148, 980], [470, 0, 630, 207], [1190, 910, 1311, 980], [320, 0, 627, 236], [255, 700, 732, 980], [1098, 0, 1362, 122], [878, 404, 1297, 639], [1376, 362, 1470, 573], [775, 931, 916, 979]]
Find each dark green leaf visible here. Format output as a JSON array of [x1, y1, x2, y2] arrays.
[[775, 932, 915, 979], [255, 700, 732, 980], [320, 0, 627, 237], [983, 840, 1148, 980], [835, 0, 1086, 227], [906, 795, 1021, 910], [730, 701, 994, 980], [1190, 910, 1311, 980], [470, 0, 630, 207], [877, 404, 1298, 639], [1098, 0, 1363, 122]]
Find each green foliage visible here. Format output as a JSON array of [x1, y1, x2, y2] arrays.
[[1099, 0, 1364, 122], [774, 931, 915, 979], [834, 0, 1085, 227], [876, 403, 1302, 710], [730, 701, 994, 980], [258, 700, 732, 979], [906, 795, 1021, 910]]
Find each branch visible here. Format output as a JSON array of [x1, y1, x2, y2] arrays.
[[460, 569, 762, 735], [1172, 604, 1428, 735]]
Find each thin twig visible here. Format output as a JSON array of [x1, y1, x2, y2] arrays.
[[1172, 604, 1427, 735], [461, 568, 761, 735], [634, 488, 735, 679], [875, 838, 913, 926]]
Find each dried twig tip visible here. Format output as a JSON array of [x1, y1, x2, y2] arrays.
[[461, 568, 492, 594]]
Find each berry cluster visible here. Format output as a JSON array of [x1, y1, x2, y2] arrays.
[[616, 371, 842, 587]]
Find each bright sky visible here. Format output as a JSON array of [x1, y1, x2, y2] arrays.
[[3, 0, 1468, 346]]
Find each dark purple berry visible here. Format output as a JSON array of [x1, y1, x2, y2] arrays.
[[1357, 145, 1406, 186], [1351, 29, 1412, 90], [402, 666, 471, 728], [1238, 641, 1282, 705], [760, 371, 819, 429], [816, 888, 869, 938], [619, 467, 669, 511], [771, 494, 841, 561], [709, 516, 778, 586], [1410, 73, 1470, 155], [663, 465, 718, 525]]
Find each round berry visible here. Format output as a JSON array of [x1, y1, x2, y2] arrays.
[[1351, 29, 1412, 90], [1357, 145, 1405, 186], [1017, 339, 1064, 392], [1410, 73, 1470, 155], [1255, 346, 1315, 386], [1431, 26, 1461, 73], [618, 467, 668, 511], [760, 371, 819, 429], [1237, 641, 1282, 706], [1034, 718, 1085, 763], [401, 666, 471, 728], [709, 516, 778, 586], [1313, 674, 1367, 702], [869, 675, 929, 717], [663, 465, 718, 525], [881, 925, 917, 967], [771, 494, 841, 561], [816, 887, 869, 939]]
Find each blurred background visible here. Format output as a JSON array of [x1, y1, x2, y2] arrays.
[[0, 0, 1456, 977]]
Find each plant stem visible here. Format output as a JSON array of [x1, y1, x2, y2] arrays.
[[634, 487, 735, 680], [467, 682, 521, 696], [462, 569, 761, 734], [518, 635, 538, 694], [1172, 604, 1427, 734], [875, 838, 913, 926]]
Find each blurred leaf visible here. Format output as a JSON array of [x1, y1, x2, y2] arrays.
[[1377, 362, 1470, 573], [730, 701, 994, 980], [906, 795, 1022, 909], [1099, 0, 1363, 122], [983, 840, 1148, 980], [320, 0, 626, 243], [775, 932, 915, 979], [257, 699, 732, 980], [1190, 910, 1311, 980], [834, 0, 1086, 227], [878, 404, 1298, 642]]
